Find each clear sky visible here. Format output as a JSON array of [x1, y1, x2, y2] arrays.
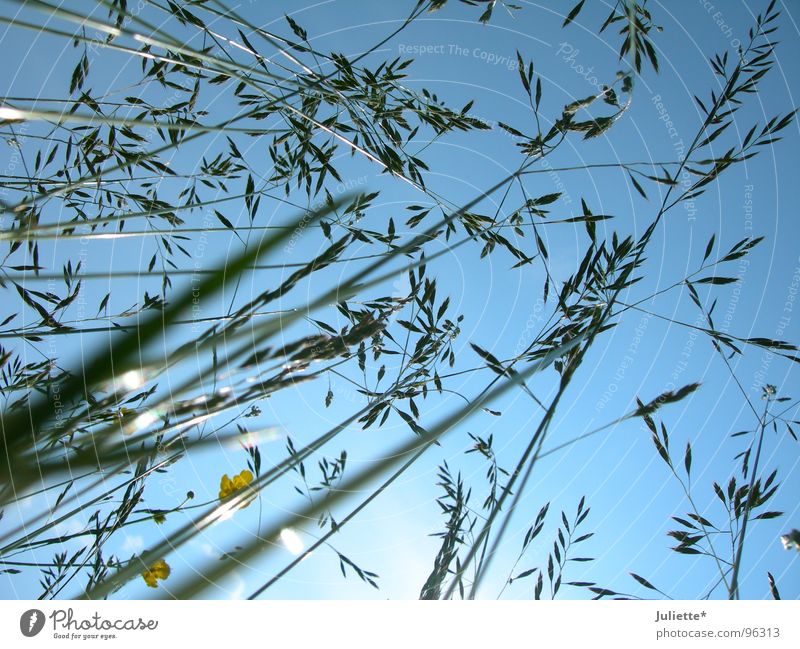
[[0, 0, 798, 600]]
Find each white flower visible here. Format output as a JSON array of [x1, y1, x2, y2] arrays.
[[780, 529, 800, 551]]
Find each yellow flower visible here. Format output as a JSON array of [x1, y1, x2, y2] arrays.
[[218, 469, 254, 506], [141, 559, 170, 588]]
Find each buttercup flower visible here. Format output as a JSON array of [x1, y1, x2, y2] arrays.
[[141, 559, 170, 588], [218, 469, 254, 506]]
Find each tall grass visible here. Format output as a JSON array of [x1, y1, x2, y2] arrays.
[[0, 0, 796, 599]]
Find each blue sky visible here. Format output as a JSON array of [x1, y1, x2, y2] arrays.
[[0, 0, 799, 600]]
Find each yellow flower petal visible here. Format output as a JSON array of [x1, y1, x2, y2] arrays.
[[141, 559, 170, 588], [218, 470, 253, 502], [218, 474, 233, 500], [232, 469, 254, 490]]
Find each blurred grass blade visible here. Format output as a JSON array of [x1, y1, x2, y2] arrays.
[[0, 198, 348, 490]]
